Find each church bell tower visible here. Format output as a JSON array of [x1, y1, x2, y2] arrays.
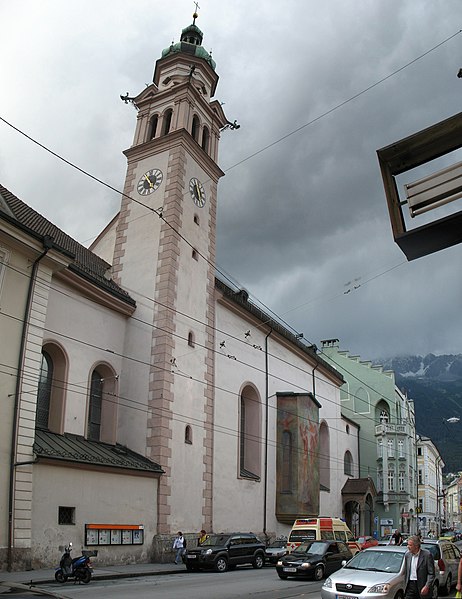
[[112, 12, 228, 535]]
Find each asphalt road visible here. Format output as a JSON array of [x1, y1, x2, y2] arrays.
[[8, 566, 324, 599]]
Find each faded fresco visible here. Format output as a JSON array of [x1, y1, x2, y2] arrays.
[[276, 393, 320, 523]]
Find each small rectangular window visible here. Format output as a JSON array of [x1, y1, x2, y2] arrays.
[[58, 506, 75, 525]]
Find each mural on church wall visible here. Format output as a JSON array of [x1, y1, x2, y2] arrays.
[[276, 393, 320, 524]]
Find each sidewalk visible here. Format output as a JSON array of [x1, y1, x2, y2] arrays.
[[0, 561, 184, 587]]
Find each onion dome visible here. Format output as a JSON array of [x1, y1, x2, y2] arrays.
[[161, 13, 216, 70]]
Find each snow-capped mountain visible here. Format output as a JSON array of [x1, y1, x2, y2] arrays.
[[379, 354, 462, 382]]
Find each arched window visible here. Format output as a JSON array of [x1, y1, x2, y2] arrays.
[[87, 364, 118, 444], [185, 425, 192, 444], [188, 331, 195, 348], [239, 385, 261, 480], [344, 450, 353, 476], [319, 421, 330, 490], [36, 351, 53, 429], [162, 109, 173, 136], [191, 115, 200, 142], [380, 409, 389, 423], [282, 430, 293, 492], [36, 343, 67, 433], [88, 369, 103, 441], [201, 126, 210, 153], [148, 114, 158, 140]]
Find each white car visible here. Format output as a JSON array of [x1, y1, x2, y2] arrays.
[[321, 545, 438, 599]]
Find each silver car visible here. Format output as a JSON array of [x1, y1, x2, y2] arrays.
[[321, 545, 438, 599], [419, 539, 460, 596]]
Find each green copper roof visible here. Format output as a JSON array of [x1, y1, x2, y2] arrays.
[[161, 20, 216, 70]]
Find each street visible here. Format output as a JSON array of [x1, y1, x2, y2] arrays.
[[7, 566, 324, 599]]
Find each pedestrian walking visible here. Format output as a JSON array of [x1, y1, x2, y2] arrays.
[[404, 535, 435, 599], [173, 531, 185, 564]]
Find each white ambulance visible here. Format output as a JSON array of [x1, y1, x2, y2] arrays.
[[287, 517, 360, 554]]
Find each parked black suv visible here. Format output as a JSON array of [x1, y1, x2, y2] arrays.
[[184, 532, 265, 572]]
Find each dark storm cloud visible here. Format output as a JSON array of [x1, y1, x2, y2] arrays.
[[1, 0, 462, 360]]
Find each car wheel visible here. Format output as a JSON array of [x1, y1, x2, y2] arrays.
[[394, 592, 404, 599], [441, 574, 451, 596], [253, 554, 264, 569], [314, 564, 324, 581], [214, 556, 228, 573], [278, 572, 288, 579]]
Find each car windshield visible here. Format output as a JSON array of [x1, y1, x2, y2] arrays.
[[268, 541, 286, 548], [345, 550, 404, 573], [294, 541, 326, 555], [200, 534, 230, 547]]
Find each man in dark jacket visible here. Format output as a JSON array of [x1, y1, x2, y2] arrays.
[[404, 535, 435, 599]]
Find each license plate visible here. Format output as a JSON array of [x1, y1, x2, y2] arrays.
[[283, 567, 297, 573], [187, 554, 197, 559], [337, 595, 356, 599]]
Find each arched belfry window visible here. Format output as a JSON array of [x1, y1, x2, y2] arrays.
[[148, 114, 158, 140], [191, 115, 200, 142], [201, 126, 210, 153], [87, 364, 118, 444], [162, 109, 173, 136], [36, 343, 67, 433]]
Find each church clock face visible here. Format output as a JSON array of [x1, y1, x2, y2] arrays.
[[137, 169, 163, 195], [189, 177, 206, 207]]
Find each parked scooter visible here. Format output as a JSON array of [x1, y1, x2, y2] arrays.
[[55, 542, 95, 584]]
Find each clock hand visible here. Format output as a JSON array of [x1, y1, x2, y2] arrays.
[[195, 182, 201, 199], [144, 174, 154, 188]]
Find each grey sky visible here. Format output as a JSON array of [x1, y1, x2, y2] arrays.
[[1, 0, 461, 361]]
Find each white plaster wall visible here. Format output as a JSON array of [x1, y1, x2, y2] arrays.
[[31, 464, 157, 567], [45, 280, 127, 437], [213, 299, 343, 538]]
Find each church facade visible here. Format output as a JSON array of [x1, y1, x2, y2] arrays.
[[0, 16, 358, 570]]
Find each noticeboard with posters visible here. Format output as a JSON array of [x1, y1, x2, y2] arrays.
[[85, 524, 144, 546]]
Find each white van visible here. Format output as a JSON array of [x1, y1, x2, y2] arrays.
[[287, 517, 360, 554]]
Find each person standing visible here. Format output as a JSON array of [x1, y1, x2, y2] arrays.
[[456, 550, 462, 594], [404, 535, 435, 599], [173, 532, 185, 564], [392, 529, 403, 545]]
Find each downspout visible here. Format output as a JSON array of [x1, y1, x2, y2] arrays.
[[263, 327, 272, 540], [7, 236, 53, 571]]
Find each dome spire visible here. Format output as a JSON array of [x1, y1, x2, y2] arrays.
[[192, 1, 200, 25]]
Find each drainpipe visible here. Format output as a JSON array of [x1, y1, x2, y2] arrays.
[[7, 236, 53, 571], [263, 327, 272, 541]]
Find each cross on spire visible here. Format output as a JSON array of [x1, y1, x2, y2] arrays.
[[193, 2, 200, 23]]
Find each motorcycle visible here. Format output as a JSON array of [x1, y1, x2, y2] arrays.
[[55, 542, 95, 584]]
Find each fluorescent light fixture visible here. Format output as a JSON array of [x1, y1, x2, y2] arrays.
[[405, 160, 462, 217]]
